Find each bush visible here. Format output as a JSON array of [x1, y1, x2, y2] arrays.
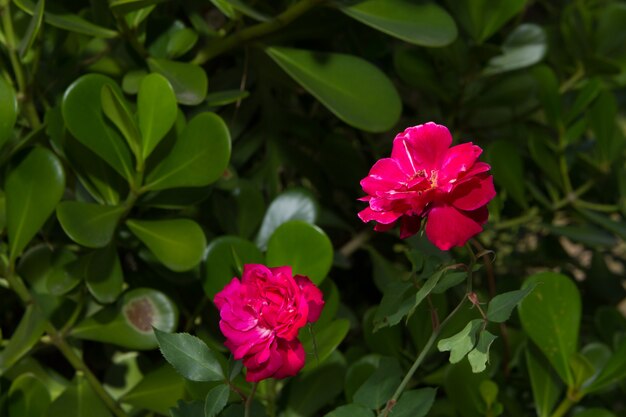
[[1, 1, 626, 416]]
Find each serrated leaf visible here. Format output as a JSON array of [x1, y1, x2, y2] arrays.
[[486, 284, 536, 323], [155, 329, 225, 382], [438, 319, 483, 364], [204, 384, 229, 417], [467, 331, 497, 373]]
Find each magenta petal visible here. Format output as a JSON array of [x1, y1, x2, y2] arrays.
[[241, 264, 272, 284], [438, 143, 482, 184], [294, 275, 325, 323], [451, 175, 496, 211], [399, 215, 422, 239], [425, 205, 483, 250], [391, 122, 452, 173], [358, 206, 402, 225], [360, 158, 408, 196], [271, 339, 306, 379]]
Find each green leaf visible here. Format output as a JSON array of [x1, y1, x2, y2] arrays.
[[8, 374, 51, 417], [46, 375, 112, 417], [206, 90, 250, 106], [71, 288, 178, 349], [467, 331, 497, 373], [301, 319, 350, 372], [147, 58, 208, 105], [109, 0, 170, 14], [525, 347, 562, 417], [120, 364, 186, 415], [0, 76, 18, 149], [166, 29, 199, 58], [588, 90, 622, 165], [0, 306, 46, 373], [364, 307, 403, 356], [256, 189, 318, 250], [445, 0, 526, 44], [122, 69, 148, 95], [18, 0, 45, 58], [223, 0, 269, 21], [484, 24, 547, 75], [373, 281, 414, 331], [203, 236, 264, 299], [437, 319, 483, 364], [578, 208, 626, 242], [85, 246, 124, 303], [565, 78, 602, 124], [391, 388, 437, 417], [479, 380, 498, 408], [487, 140, 527, 208], [519, 272, 581, 386], [62, 74, 134, 181], [408, 269, 445, 319], [344, 355, 379, 402], [204, 384, 230, 417], [324, 404, 373, 417], [486, 284, 536, 323], [144, 112, 231, 191], [266, 47, 401, 133], [155, 329, 225, 382], [585, 337, 626, 392], [266, 220, 333, 285], [569, 353, 595, 389], [45, 249, 81, 295], [574, 410, 616, 417], [444, 360, 489, 417], [6, 147, 65, 261], [127, 219, 206, 272], [14, 0, 118, 38], [353, 357, 402, 409], [341, 0, 457, 47], [56, 202, 125, 248], [138, 73, 178, 159], [532, 66, 562, 127], [101, 84, 141, 158]]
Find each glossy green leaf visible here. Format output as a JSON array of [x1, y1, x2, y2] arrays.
[[392, 388, 437, 417], [486, 284, 536, 323], [85, 246, 124, 304], [155, 330, 225, 382], [574, 410, 616, 417], [223, 0, 269, 21], [8, 374, 51, 417], [266, 47, 401, 133], [266, 220, 333, 285], [203, 236, 264, 299], [373, 281, 414, 331], [147, 58, 208, 105], [484, 24, 547, 75], [0, 76, 17, 149], [62, 74, 134, 180], [301, 319, 349, 372], [46, 375, 112, 417], [256, 189, 318, 250], [525, 347, 562, 417], [206, 90, 249, 106], [0, 306, 46, 373], [570, 353, 595, 389], [122, 70, 148, 95], [109, 0, 169, 14], [467, 331, 497, 373], [56, 202, 125, 248], [101, 84, 141, 158], [127, 219, 206, 272], [344, 355, 379, 403], [45, 249, 81, 295], [144, 112, 231, 191], [166, 28, 199, 58], [585, 337, 626, 392], [138, 73, 177, 159], [445, 0, 526, 44], [353, 357, 402, 409], [324, 404, 373, 417], [204, 384, 230, 417], [14, 0, 117, 38], [487, 140, 527, 208], [408, 269, 445, 319], [342, 0, 457, 47], [519, 272, 581, 386], [589, 90, 621, 165], [438, 320, 483, 364], [71, 288, 178, 350], [120, 365, 185, 415], [18, 0, 45, 58], [6, 147, 65, 261]]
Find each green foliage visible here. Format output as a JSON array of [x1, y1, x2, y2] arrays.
[[2, 1, 626, 417]]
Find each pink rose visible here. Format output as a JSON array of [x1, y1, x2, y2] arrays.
[[213, 264, 324, 382], [358, 122, 496, 250]]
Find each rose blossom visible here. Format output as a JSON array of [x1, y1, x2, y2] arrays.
[[213, 264, 324, 382], [358, 122, 496, 250]]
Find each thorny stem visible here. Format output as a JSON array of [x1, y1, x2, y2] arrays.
[[193, 0, 325, 64], [4, 264, 129, 417], [378, 250, 476, 417]]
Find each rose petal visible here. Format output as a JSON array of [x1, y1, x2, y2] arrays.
[[360, 158, 408, 196], [438, 142, 482, 186], [399, 215, 422, 239], [391, 122, 452, 173], [425, 204, 483, 250], [358, 206, 402, 225], [271, 339, 306, 379], [294, 275, 325, 323], [451, 175, 496, 211]]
